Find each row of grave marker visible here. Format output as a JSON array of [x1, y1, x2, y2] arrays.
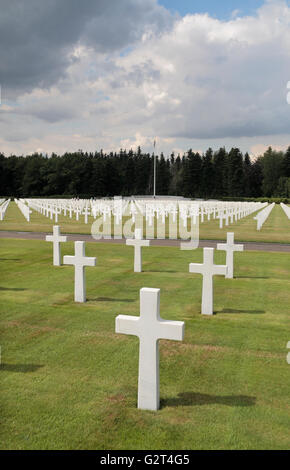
[[253, 202, 275, 230], [280, 202, 290, 219], [4, 198, 290, 230], [17, 197, 272, 233], [46, 226, 243, 311], [0, 199, 10, 221], [14, 198, 32, 222], [45, 226, 245, 411]]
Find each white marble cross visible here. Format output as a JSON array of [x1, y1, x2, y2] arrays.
[[45, 225, 67, 266], [171, 206, 178, 223], [116, 287, 184, 411], [217, 232, 244, 278], [126, 229, 150, 272], [189, 247, 227, 315], [83, 206, 90, 224], [63, 241, 96, 302], [75, 207, 81, 221], [217, 212, 223, 229], [146, 207, 154, 227]]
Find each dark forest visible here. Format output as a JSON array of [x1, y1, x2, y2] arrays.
[[1, 145, 289, 199]]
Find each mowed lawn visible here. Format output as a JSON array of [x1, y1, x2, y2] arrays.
[[0, 238, 289, 450], [1, 201, 290, 243]]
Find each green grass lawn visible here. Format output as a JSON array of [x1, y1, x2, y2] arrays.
[[0, 238, 289, 449], [1, 201, 290, 243]]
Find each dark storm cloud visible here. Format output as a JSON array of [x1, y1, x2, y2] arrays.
[[0, 0, 172, 96]]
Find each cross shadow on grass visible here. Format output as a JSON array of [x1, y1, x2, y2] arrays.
[[237, 276, 269, 279], [219, 308, 265, 314], [146, 270, 178, 273], [0, 287, 27, 291], [0, 363, 44, 373], [161, 392, 256, 408], [88, 297, 135, 302], [0, 258, 21, 261]]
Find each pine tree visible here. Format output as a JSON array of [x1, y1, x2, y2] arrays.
[[201, 147, 214, 198], [228, 148, 245, 197], [249, 158, 263, 197], [212, 147, 228, 198], [282, 146, 290, 177], [243, 152, 252, 197], [261, 147, 284, 197], [156, 153, 170, 195], [182, 150, 202, 197]]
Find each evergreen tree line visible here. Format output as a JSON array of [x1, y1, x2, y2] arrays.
[[0, 145, 289, 199]]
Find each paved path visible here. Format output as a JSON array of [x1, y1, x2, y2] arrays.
[[1, 230, 290, 252]]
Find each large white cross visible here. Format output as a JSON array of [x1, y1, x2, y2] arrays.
[[116, 287, 184, 411], [63, 241, 96, 302], [217, 232, 244, 279], [126, 229, 150, 272], [45, 225, 67, 266], [189, 247, 227, 315]]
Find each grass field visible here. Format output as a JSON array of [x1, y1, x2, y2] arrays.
[[1, 201, 290, 244], [0, 238, 289, 449]]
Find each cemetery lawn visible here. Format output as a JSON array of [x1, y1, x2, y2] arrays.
[[1, 201, 290, 244], [0, 238, 289, 450]]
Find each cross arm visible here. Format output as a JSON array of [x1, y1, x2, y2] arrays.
[[126, 239, 136, 246], [84, 257, 97, 267], [141, 240, 150, 247], [126, 239, 150, 247], [63, 255, 75, 265], [115, 315, 140, 337], [158, 319, 184, 341], [189, 263, 204, 274], [234, 244, 244, 251], [213, 264, 227, 276], [216, 243, 227, 251]]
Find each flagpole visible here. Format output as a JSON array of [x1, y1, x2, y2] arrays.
[[153, 138, 156, 198]]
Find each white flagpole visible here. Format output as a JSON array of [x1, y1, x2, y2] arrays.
[[153, 138, 156, 198]]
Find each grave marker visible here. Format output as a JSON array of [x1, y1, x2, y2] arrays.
[[115, 287, 184, 411], [63, 241, 96, 302], [217, 232, 244, 278], [189, 247, 227, 315], [45, 225, 67, 266], [126, 229, 150, 272]]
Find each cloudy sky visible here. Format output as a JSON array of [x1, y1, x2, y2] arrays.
[[0, 0, 290, 157]]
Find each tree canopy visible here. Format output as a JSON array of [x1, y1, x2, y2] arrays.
[[0, 146, 289, 198]]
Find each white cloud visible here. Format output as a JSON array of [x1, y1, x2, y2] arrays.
[[250, 142, 289, 157], [1, 0, 290, 156]]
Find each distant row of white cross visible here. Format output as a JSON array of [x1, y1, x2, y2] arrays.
[[280, 202, 290, 219], [0, 199, 10, 221], [26, 200, 92, 224], [25, 197, 266, 229], [14, 199, 32, 222], [45, 226, 244, 412], [253, 202, 275, 230]]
